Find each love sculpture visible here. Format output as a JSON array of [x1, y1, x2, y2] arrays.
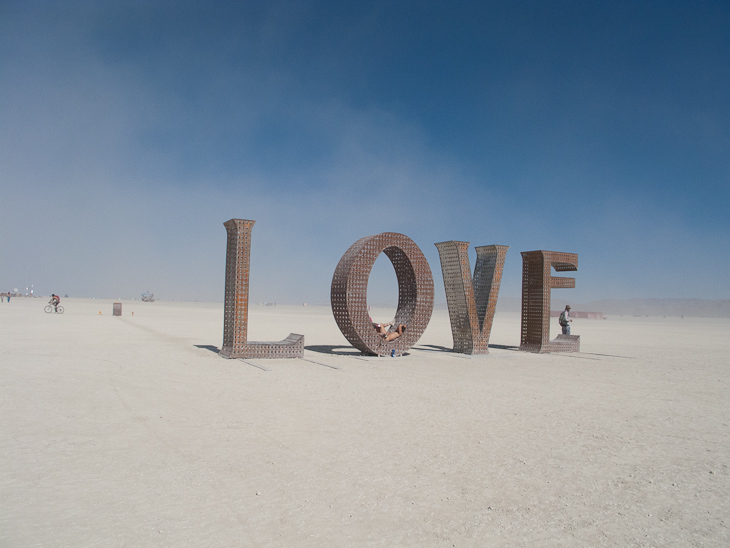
[[219, 219, 579, 359]]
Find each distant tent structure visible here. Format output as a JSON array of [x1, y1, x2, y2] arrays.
[[141, 292, 155, 302], [550, 309, 603, 319]]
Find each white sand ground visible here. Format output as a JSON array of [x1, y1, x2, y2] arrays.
[[1, 297, 729, 547]]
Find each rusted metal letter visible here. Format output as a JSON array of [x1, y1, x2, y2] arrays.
[[435, 242, 509, 354], [331, 232, 434, 357], [220, 219, 304, 359], [519, 250, 579, 353]]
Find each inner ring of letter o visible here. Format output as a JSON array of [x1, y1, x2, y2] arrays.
[[330, 232, 434, 356]]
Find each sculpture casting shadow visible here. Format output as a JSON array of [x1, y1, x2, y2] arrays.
[[419, 343, 519, 353], [201, 342, 519, 356], [195, 344, 221, 353], [488, 344, 519, 351], [305, 345, 366, 356]]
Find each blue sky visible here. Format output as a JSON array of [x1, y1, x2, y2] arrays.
[[1, 1, 728, 304]]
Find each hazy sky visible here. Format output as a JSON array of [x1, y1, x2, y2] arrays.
[[1, 1, 728, 304]]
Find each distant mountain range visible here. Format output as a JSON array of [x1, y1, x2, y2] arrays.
[[491, 297, 730, 318]]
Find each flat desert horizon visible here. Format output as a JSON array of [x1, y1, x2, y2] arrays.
[[2, 297, 729, 547]]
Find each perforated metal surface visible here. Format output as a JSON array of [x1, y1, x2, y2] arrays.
[[219, 219, 304, 359], [435, 241, 509, 354], [331, 232, 434, 357], [519, 250, 579, 353]]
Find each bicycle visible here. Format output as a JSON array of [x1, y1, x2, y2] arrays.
[[44, 304, 64, 314]]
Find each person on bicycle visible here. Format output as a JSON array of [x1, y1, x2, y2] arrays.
[[49, 294, 60, 312]]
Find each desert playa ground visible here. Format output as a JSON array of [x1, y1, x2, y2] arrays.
[[2, 298, 729, 547]]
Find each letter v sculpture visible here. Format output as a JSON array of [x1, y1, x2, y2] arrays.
[[435, 242, 509, 354]]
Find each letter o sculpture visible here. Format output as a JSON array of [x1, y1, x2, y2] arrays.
[[331, 232, 434, 357]]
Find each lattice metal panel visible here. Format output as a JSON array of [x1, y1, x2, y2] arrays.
[[219, 219, 304, 359], [435, 241, 509, 354], [519, 250, 579, 353], [331, 232, 434, 357]]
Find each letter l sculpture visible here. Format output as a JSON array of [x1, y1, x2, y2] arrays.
[[219, 219, 304, 359]]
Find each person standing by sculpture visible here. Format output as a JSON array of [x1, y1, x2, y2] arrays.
[[559, 305, 573, 334]]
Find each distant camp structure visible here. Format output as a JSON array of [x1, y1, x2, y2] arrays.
[[141, 292, 155, 302], [550, 309, 604, 319]]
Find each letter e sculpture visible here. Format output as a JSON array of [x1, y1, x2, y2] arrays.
[[219, 219, 304, 359], [331, 232, 434, 357], [435, 242, 509, 354], [519, 250, 579, 353]]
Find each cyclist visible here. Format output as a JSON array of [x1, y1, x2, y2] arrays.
[[49, 294, 61, 312]]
